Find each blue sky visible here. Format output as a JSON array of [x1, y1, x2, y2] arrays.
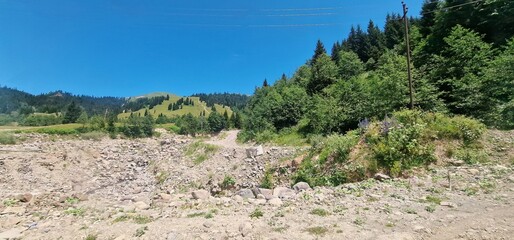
[[0, 0, 423, 97]]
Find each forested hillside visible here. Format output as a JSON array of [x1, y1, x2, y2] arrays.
[[240, 0, 514, 141]]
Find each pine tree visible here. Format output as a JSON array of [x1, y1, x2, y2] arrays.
[[263, 79, 269, 87], [311, 39, 327, 64], [63, 101, 82, 124], [331, 41, 342, 62], [419, 0, 440, 37]]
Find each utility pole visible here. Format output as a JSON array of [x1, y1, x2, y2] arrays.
[[402, 1, 414, 109]]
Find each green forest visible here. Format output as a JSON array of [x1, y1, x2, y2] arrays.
[[240, 0, 513, 142]]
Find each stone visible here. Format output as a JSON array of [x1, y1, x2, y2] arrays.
[[273, 187, 296, 200], [440, 202, 456, 208], [254, 199, 267, 205], [203, 221, 213, 228], [16, 193, 33, 203], [134, 201, 150, 210], [160, 193, 172, 201], [268, 198, 283, 206], [0, 227, 25, 239], [245, 145, 264, 158], [232, 195, 244, 203], [374, 173, 391, 181], [192, 190, 210, 200], [293, 182, 311, 192], [236, 189, 255, 199], [239, 222, 252, 237]]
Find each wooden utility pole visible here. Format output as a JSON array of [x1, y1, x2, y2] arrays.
[[402, 1, 414, 109]]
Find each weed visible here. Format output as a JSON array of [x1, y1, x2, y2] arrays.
[[134, 226, 148, 237], [0, 132, 16, 145], [64, 207, 85, 216], [221, 175, 236, 189], [385, 222, 395, 227], [405, 208, 417, 214], [260, 169, 274, 189], [310, 208, 330, 217], [464, 186, 479, 196], [3, 198, 18, 207], [250, 208, 264, 219], [187, 212, 206, 218], [113, 215, 129, 222], [155, 171, 169, 185], [425, 205, 436, 213], [84, 234, 97, 240], [185, 141, 219, 164], [305, 226, 328, 236], [479, 179, 496, 193], [353, 218, 365, 226], [65, 197, 80, 205], [425, 195, 442, 205], [133, 215, 152, 224], [272, 226, 288, 232]]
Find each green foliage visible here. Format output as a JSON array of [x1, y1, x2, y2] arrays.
[[307, 54, 339, 94], [184, 141, 219, 164], [310, 208, 330, 217], [207, 111, 226, 133], [63, 101, 83, 124], [121, 115, 154, 138], [260, 169, 274, 189], [0, 132, 16, 145], [305, 226, 329, 236], [21, 114, 63, 126], [250, 208, 264, 218], [221, 175, 236, 189]]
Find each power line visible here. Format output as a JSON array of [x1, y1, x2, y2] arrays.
[[421, 0, 486, 15]]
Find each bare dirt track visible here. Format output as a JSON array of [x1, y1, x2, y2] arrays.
[[0, 130, 513, 239]]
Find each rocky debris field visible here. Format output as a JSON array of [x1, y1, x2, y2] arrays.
[[0, 130, 513, 239]]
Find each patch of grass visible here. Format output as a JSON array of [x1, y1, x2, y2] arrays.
[[385, 222, 395, 227], [353, 218, 365, 226], [479, 179, 496, 193], [0, 132, 16, 145], [65, 197, 80, 205], [310, 208, 330, 217], [64, 207, 85, 216], [113, 215, 129, 222], [155, 171, 169, 185], [2, 198, 18, 207], [405, 208, 417, 214], [272, 226, 288, 233], [250, 208, 264, 219], [84, 234, 97, 240], [260, 169, 275, 189], [187, 212, 206, 218], [455, 148, 489, 164], [425, 195, 442, 205], [425, 205, 436, 213], [184, 141, 219, 164], [133, 215, 153, 224], [134, 226, 148, 237], [305, 226, 328, 236], [221, 175, 236, 189]]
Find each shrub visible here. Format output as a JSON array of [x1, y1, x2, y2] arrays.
[[221, 175, 236, 189], [0, 132, 16, 145], [21, 114, 63, 126], [260, 170, 274, 189]]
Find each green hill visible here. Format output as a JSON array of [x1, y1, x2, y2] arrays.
[[118, 94, 233, 119]]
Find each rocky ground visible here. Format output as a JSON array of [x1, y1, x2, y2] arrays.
[[0, 130, 513, 240]]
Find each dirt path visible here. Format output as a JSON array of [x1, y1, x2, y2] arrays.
[[206, 130, 247, 149]]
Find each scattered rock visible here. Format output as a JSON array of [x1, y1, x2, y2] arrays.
[[203, 221, 213, 228], [293, 182, 311, 192], [239, 222, 252, 237], [374, 173, 391, 181], [134, 201, 150, 210], [440, 201, 456, 208], [273, 187, 296, 199], [236, 189, 255, 199], [15, 193, 33, 203], [246, 145, 264, 158], [268, 198, 283, 206], [192, 190, 210, 200]]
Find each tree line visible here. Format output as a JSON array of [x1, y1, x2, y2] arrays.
[[240, 0, 514, 140]]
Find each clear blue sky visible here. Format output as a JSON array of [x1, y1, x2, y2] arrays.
[[0, 0, 423, 97]]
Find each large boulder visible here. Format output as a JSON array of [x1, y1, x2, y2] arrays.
[[246, 145, 264, 158], [273, 187, 296, 200], [191, 190, 210, 200], [293, 182, 311, 192], [236, 189, 255, 199]]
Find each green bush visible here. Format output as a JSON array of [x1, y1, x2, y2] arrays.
[[0, 132, 16, 145], [21, 114, 63, 126]]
